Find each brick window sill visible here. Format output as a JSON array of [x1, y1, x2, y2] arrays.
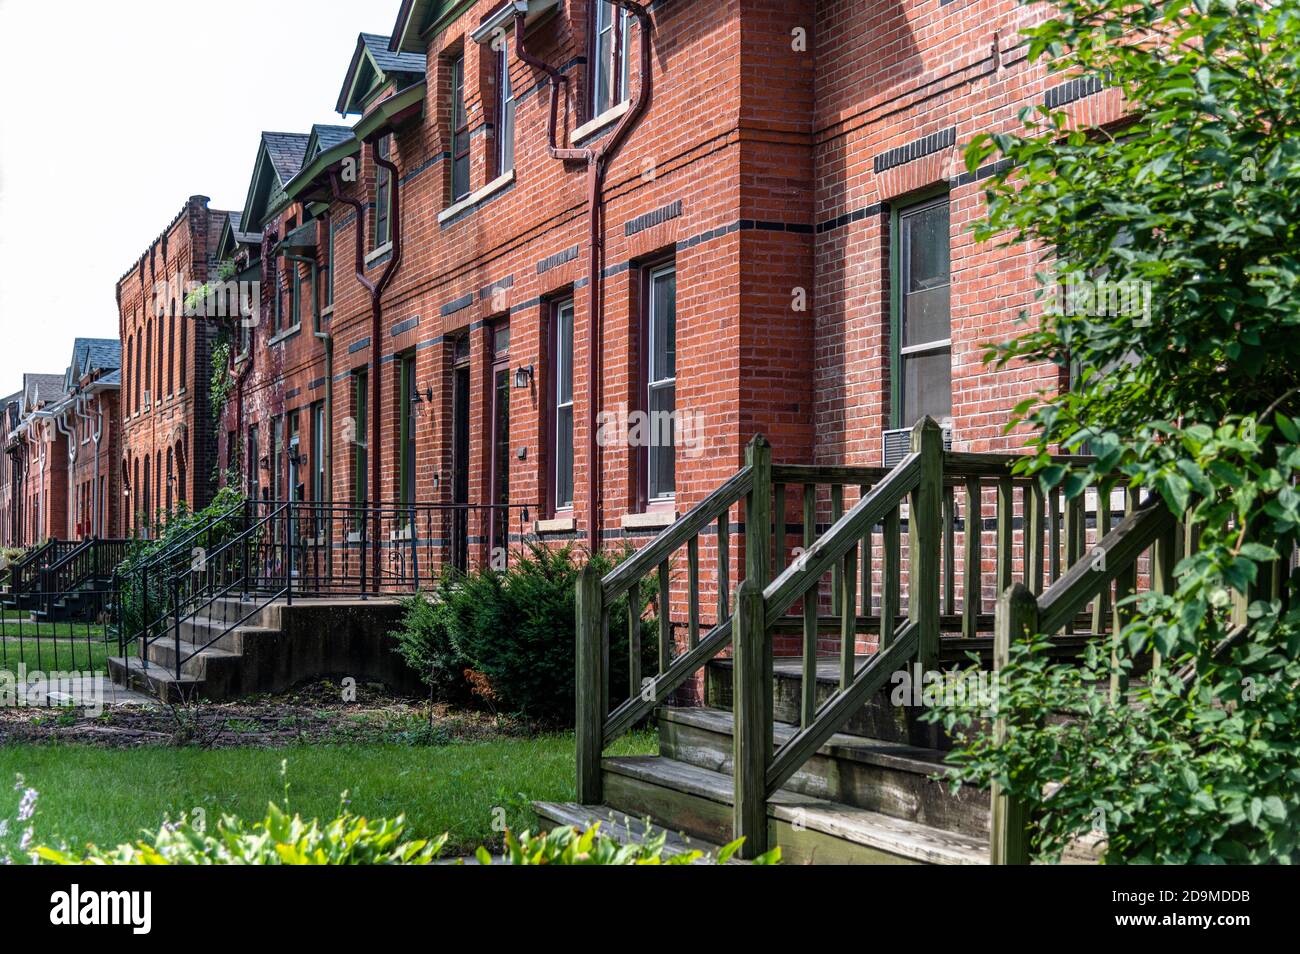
[[268, 324, 302, 346], [573, 101, 629, 144], [622, 507, 676, 531], [365, 242, 393, 265], [535, 515, 575, 534], [438, 170, 516, 225]]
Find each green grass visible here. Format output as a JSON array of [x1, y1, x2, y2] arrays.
[[0, 731, 655, 857], [0, 636, 111, 673]]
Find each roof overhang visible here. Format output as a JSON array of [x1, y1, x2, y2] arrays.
[[390, 0, 475, 54], [337, 36, 424, 115], [471, 0, 560, 44], [281, 133, 363, 208], [352, 81, 427, 144]]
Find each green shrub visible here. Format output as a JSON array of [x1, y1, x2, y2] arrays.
[[35, 802, 448, 865], [115, 485, 246, 639], [480, 823, 779, 865], [393, 543, 660, 726]]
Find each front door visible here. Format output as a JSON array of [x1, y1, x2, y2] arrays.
[[489, 323, 511, 563], [451, 346, 471, 572]]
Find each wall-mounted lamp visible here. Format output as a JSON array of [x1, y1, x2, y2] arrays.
[[411, 382, 434, 405], [513, 365, 534, 390], [259, 455, 271, 472]]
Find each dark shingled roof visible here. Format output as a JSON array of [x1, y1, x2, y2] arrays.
[[74, 338, 122, 377], [360, 33, 426, 76], [263, 132, 310, 185], [313, 124, 355, 154], [24, 374, 65, 409]]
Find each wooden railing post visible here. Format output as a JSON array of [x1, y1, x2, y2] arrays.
[[910, 417, 943, 671], [732, 577, 770, 859], [745, 435, 773, 748], [576, 563, 605, 804], [990, 582, 1037, 865]]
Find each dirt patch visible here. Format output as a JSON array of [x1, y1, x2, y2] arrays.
[[0, 679, 525, 749]]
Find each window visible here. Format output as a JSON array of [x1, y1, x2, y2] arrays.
[[645, 263, 676, 501], [179, 306, 188, 390], [591, 1, 631, 118], [893, 194, 952, 428], [496, 41, 516, 176], [248, 424, 260, 499], [311, 403, 325, 503], [167, 312, 175, 395], [450, 55, 471, 201], [272, 416, 285, 502], [398, 353, 417, 510], [551, 298, 575, 511], [374, 137, 393, 250], [354, 371, 368, 512]]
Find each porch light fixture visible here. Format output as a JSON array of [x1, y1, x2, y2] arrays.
[[513, 364, 534, 389], [411, 382, 433, 405]]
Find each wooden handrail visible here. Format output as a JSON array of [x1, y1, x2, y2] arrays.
[[1036, 495, 1174, 634], [599, 463, 754, 601], [763, 453, 921, 625]]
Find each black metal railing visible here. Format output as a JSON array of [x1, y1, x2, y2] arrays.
[[118, 499, 536, 680], [0, 586, 115, 675], [4, 540, 81, 608], [36, 538, 131, 622]]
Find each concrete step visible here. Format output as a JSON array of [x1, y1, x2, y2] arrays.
[[707, 656, 976, 749], [657, 706, 989, 837], [532, 802, 744, 863], [106, 655, 205, 703], [601, 755, 988, 865], [144, 636, 241, 679]]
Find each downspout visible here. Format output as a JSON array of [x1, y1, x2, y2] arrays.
[[56, 409, 77, 539], [515, 1, 654, 552], [331, 137, 404, 591], [75, 394, 101, 536]]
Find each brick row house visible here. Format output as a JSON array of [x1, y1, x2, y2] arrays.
[[0, 339, 123, 549], [99, 0, 1127, 588], [115, 197, 228, 537]]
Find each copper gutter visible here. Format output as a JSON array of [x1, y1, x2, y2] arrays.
[[514, 0, 653, 552]]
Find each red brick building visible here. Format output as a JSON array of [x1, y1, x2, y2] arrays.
[[115, 196, 230, 537], [59, 339, 124, 540], [207, 0, 1100, 558], [5, 373, 69, 546]]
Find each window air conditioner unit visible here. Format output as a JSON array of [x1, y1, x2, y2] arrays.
[[882, 426, 954, 469]]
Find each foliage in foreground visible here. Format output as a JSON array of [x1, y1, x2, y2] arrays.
[[394, 542, 659, 726], [931, 0, 1300, 863], [21, 781, 772, 865]]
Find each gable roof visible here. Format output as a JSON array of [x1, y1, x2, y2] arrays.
[[22, 374, 65, 413], [240, 131, 310, 233], [66, 338, 122, 390], [337, 33, 426, 115]]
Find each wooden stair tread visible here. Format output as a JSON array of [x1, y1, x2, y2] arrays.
[[603, 756, 987, 865], [533, 802, 743, 862], [659, 706, 952, 776]]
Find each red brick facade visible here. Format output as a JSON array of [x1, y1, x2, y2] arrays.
[[0, 0, 1129, 575], [115, 196, 228, 536], [201, 0, 1127, 569]]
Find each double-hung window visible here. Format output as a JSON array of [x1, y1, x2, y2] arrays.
[[591, 1, 631, 118], [374, 137, 393, 250], [894, 195, 952, 428], [645, 263, 676, 501], [496, 41, 516, 176], [552, 299, 575, 511], [450, 55, 471, 201]]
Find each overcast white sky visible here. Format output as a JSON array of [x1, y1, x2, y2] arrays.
[[0, 0, 398, 396]]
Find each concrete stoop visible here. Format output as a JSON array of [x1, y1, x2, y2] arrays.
[[107, 596, 421, 702]]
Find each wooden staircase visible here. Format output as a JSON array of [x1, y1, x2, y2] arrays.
[[540, 419, 1177, 864]]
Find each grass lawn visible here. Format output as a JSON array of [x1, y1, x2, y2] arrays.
[[0, 731, 655, 857], [0, 636, 112, 673]]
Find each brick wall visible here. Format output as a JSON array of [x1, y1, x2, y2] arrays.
[[116, 196, 228, 535]]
